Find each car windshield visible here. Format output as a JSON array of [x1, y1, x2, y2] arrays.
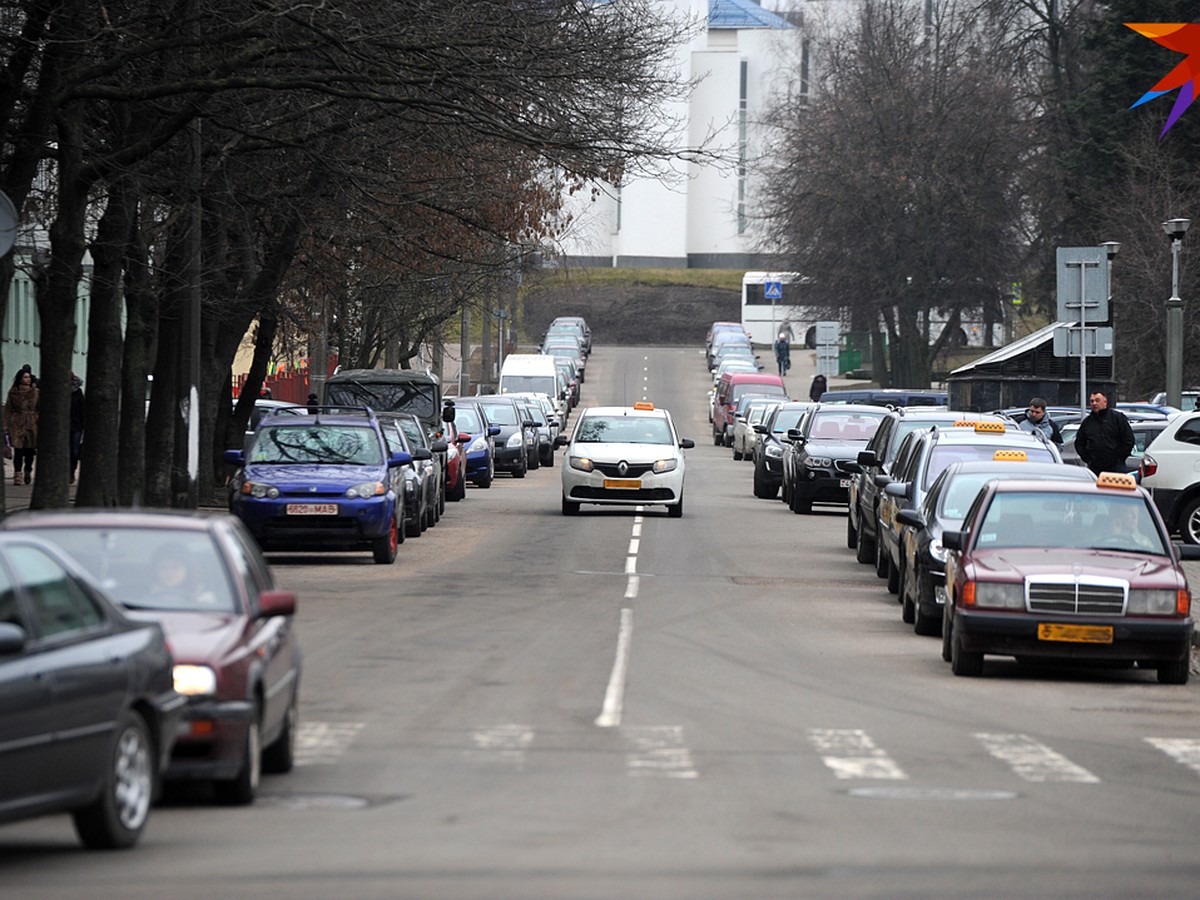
[[576, 416, 673, 445], [975, 492, 1167, 555], [808, 410, 886, 441], [32, 528, 238, 613], [453, 407, 484, 433], [925, 443, 1056, 488], [772, 407, 809, 434], [325, 379, 437, 420], [476, 403, 518, 426], [249, 425, 384, 465]]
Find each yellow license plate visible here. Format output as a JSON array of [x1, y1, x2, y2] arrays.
[[1037, 624, 1114, 644], [603, 479, 642, 490]]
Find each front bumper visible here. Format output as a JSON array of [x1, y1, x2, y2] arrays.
[[166, 697, 256, 782], [792, 468, 854, 505], [562, 468, 684, 507], [955, 609, 1193, 664], [233, 493, 395, 550]]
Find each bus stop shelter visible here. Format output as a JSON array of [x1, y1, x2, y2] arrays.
[[946, 321, 1116, 412]]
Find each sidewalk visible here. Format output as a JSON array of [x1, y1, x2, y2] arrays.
[[2, 469, 77, 514]]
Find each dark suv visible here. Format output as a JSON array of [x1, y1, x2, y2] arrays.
[[468, 396, 536, 478], [225, 407, 412, 564], [781, 405, 889, 514], [751, 402, 815, 500]]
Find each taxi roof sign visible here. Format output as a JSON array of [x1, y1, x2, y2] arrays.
[[993, 449, 1027, 461], [633, 401, 655, 411], [973, 422, 1006, 433], [1096, 471, 1138, 490]]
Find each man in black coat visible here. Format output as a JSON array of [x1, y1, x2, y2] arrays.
[[1074, 389, 1134, 475]]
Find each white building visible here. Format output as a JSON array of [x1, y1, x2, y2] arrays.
[[556, 0, 799, 270]]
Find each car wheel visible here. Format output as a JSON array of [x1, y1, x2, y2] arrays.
[[262, 689, 298, 774], [900, 567, 914, 623], [73, 709, 154, 849], [214, 708, 261, 805], [792, 491, 811, 514], [513, 459, 527, 479], [541, 447, 555, 468], [733, 446, 743, 461], [913, 571, 941, 636], [668, 495, 683, 518], [712, 430, 723, 446], [950, 624, 984, 677], [874, 536, 890, 579], [529, 452, 540, 471], [562, 496, 580, 516], [475, 469, 492, 489], [753, 464, 778, 500], [1179, 496, 1200, 545], [1158, 656, 1190, 685], [855, 530, 874, 565], [425, 498, 436, 529], [450, 474, 466, 500], [847, 514, 858, 549], [438, 484, 446, 515], [941, 605, 954, 662], [886, 555, 900, 594], [375, 516, 401, 560]]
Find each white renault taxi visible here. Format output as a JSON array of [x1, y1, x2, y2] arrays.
[[555, 402, 694, 517]]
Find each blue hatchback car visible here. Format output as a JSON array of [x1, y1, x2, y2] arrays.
[[449, 400, 501, 489], [225, 407, 411, 564]]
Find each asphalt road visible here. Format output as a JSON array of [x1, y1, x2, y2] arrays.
[[4, 346, 1200, 898]]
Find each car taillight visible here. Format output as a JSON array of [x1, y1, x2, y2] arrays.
[[1140, 454, 1157, 478], [1179, 589, 1191, 616], [961, 581, 976, 607]]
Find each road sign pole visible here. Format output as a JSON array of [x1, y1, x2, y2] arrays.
[[1079, 264, 1087, 415]]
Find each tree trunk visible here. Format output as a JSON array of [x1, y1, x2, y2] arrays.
[[118, 208, 156, 507]]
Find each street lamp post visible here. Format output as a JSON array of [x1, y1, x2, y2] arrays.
[[1162, 218, 1190, 409]]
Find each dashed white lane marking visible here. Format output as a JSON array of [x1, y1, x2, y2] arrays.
[[596, 607, 634, 728], [808, 728, 908, 780], [624, 555, 637, 574], [295, 721, 365, 766], [975, 733, 1099, 783], [628, 538, 640, 555], [624, 576, 639, 599], [631, 522, 642, 538], [471, 724, 535, 768], [626, 726, 698, 779], [1146, 737, 1200, 775]]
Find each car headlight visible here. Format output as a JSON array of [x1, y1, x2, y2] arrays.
[[970, 581, 1025, 609], [766, 443, 784, 459], [652, 458, 678, 474], [569, 455, 594, 472], [805, 456, 833, 468], [506, 433, 524, 448], [174, 664, 217, 697], [1128, 588, 1188, 616], [241, 481, 280, 499], [346, 481, 385, 498], [468, 436, 488, 453]]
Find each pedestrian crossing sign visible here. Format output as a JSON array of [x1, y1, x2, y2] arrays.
[[764, 281, 783, 300]]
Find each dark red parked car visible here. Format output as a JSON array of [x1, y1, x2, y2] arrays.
[[4, 510, 302, 804]]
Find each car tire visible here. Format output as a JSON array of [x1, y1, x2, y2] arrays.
[[913, 572, 941, 636], [375, 516, 401, 560], [855, 530, 874, 565], [541, 447, 555, 468], [513, 459, 526, 478], [886, 556, 900, 594], [475, 470, 492, 489], [847, 514, 858, 549], [438, 484, 446, 515], [950, 624, 984, 677], [73, 708, 154, 849], [214, 708, 261, 805], [668, 496, 683, 518], [404, 511, 421, 538], [1179, 496, 1200, 545], [875, 536, 890, 579], [733, 446, 743, 461], [941, 606, 954, 662], [262, 689, 298, 774], [753, 464, 778, 500], [562, 496, 580, 516], [713, 430, 723, 446], [792, 491, 811, 514], [900, 567, 914, 623], [450, 474, 466, 501], [1157, 656, 1190, 685]]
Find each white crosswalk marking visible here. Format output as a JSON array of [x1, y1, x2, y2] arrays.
[[808, 728, 908, 780], [295, 721, 365, 766], [1146, 737, 1200, 775], [975, 733, 1099, 783], [626, 726, 698, 779], [471, 724, 535, 768]]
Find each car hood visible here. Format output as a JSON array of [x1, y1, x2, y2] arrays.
[[968, 548, 1182, 587], [573, 442, 678, 462], [125, 610, 247, 666], [242, 463, 385, 487]]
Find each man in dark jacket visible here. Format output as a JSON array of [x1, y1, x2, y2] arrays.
[[1074, 389, 1134, 475], [69, 372, 84, 484]]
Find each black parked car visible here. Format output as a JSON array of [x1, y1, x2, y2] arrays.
[[751, 402, 814, 500], [781, 404, 889, 514], [469, 396, 536, 478], [0, 533, 185, 848]]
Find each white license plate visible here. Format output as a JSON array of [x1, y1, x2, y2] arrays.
[[286, 503, 338, 515], [839, 478, 852, 488]]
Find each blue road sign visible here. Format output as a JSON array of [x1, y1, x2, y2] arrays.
[[764, 281, 783, 300]]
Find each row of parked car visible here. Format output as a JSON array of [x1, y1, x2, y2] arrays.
[[704, 321, 1200, 684]]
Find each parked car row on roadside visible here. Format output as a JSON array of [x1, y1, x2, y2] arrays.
[[705, 321, 1200, 685]]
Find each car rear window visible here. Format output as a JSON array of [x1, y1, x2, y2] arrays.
[[249, 425, 384, 465]]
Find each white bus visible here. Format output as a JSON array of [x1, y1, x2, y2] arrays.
[[740, 272, 824, 347]]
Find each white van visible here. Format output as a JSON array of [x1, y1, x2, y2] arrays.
[[500, 354, 567, 420]]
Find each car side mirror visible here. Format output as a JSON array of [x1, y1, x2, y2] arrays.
[[896, 509, 924, 529], [258, 589, 297, 618], [555, 435, 570, 447], [488, 426, 501, 437], [884, 481, 908, 498], [752, 424, 767, 434], [0, 622, 27, 655], [523, 420, 536, 428], [413, 448, 433, 461], [1176, 543, 1200, 561], [223, 449, 245, 465], [942, 530, 964, 551], [842, 461, 861, 474], [442, 404, 456, 424], [786, 428, 803, 441], [430, 440, 448, 453], [456, 433, 470, 444], [388, 451, 413, 468], [873, 474, 891, 488], [680, 438, 695, 449], [857, 449, 877, 468]]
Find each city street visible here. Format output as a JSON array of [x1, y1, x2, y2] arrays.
[[4, 345, 1200, 899]]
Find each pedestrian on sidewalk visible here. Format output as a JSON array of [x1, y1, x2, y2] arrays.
[[773, 333, 791, 377], [4, 369, 39, 485], [69, 372, 85, 484], [809, 373, 828, 403]]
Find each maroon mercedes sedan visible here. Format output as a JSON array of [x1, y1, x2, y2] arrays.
[[3, 510, 301, 804], [940, 472, 1199, 683]]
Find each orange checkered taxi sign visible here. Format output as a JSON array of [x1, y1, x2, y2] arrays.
[[1096, 472, 1137, 490], [993, 449, 1027, 461]]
